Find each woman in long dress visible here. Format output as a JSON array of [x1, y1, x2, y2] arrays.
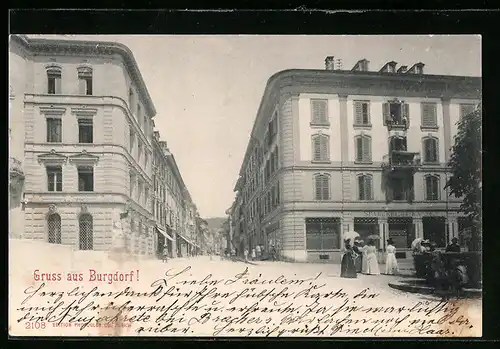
[[361, 241, 368, 274], [365, 239, 380, 275], [385, 239, 399, 275], [353, 240, 363, 273], [340, 239, 357, 278]]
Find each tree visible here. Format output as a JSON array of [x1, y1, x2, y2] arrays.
[[445, 103, 482, 251]]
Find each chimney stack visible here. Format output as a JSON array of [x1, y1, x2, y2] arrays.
[[335, 58, 343, 70], [153, 131, 160, 141], [325, 56, 335, 70], [408, 62, 425, 74]]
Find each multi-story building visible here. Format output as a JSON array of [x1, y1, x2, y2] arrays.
[[233, 56, 481, 263], [151, 133, 199, 258], [9, 35, 201, 258]]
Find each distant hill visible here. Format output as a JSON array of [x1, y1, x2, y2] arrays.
[[204, 217, 226, 230]]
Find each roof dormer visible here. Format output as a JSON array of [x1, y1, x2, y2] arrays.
[[397, 65, 408, 74], [351, 59, 370, 72], [407, 62, 425, 74], [379, 61, 398, 73]]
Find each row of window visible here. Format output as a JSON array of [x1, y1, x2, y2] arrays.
[[311, 99, 477, 128], [47, 166, 94, 192], [46, 65, 93, 95], [46, 117, 93, 144], [129, 131, 150, 170], [313, 173, 441, 201], [264, 146, 280, 183], [129, 173, 151, 208], [312, 134, 439, 163], [262, 181, 281, 217]]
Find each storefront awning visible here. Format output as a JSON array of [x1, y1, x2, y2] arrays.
[[178, 234, 200, 249], [156, 225, 174, 242]]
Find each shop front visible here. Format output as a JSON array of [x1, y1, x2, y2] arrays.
[[155, 225, 174, 259]]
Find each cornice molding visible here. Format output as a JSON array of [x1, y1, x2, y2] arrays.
[[71, 106, 98, 118], [11, 34, 156, 117], [39, 105, 67, 116], [68, 150, 100, 166], [37, 149, 68, 166]]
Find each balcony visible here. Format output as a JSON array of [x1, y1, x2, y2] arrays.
[[382, 151, 421, 175], [386, 118, 409, 132]]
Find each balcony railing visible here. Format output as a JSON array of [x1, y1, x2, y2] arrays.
[[9, 157, 24, 179], [382, 152, 421, 170], [386, 118, 409, 131]]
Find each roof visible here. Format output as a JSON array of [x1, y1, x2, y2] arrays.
[[10, 34, 156, 117]]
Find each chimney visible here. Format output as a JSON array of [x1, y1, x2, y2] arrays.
[[325, 56, 335, 70], [153, 131, 160, 141], [397, 65, 408, 74], [335, 58, 343, 70]]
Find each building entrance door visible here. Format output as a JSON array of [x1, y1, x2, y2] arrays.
[[388, 217, 414, 249]]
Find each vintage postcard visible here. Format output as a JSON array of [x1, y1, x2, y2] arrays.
[[8, 34, 482, 337]]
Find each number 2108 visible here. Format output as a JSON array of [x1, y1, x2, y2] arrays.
[[25, 322, 46, 329]]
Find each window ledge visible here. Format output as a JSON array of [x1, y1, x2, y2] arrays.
[[420, 126, 439, 131], [311, 160, 332, 164], [310, 122, 330, 128], [353, 124, 372, 129], [422, 162, 440, 166], [354, 161, 373, 165]]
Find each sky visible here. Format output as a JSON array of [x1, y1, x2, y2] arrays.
[[28, 35, 481, 218]]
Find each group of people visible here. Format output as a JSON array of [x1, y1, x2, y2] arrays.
[[340, 238, 399, 278]]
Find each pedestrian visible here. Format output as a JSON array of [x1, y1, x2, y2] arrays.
[[340, 239, 357, 278], [360, 240, 368, 274], [446, 238, 461, 253], [255, 245, 261, 260], [162, 246, 168, 263], [364, 239, 380, 275], [385, 239, 399, 275], [271, 245, 277, 261], [251, 247, 256, 261], [352, 240, 363, 273], [244, 248, 249, 262]]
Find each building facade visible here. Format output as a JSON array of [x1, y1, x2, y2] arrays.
[[9, 35, 201, 258], [233, 57, 481, 263]]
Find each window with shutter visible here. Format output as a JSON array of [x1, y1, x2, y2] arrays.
[[423, 138, 438, 163], [312, 134, 329, 161], [315, 174, 330, 200], [321, 176, 329, 200], [425, 175, 440, 200], [421, 103, 437, 128], [354, 101, 370, 125], [47, 68, 62, 94], [459, 104, 476, 121], [358, 175, 365, 200], [311, 100, 328, 125]]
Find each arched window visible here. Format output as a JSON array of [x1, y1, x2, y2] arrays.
[[425, 175, 440, 201], [47, 213, 61, 244], [355, 134, 372, 162], [357, 174, 373, 200], [314, 173, 330, 201], [46, 65, 62, 94], [312, 134, 330, 161], [77, 66, 93, 95], [422, 137, 439, 163], [79, 214, 93, 250]]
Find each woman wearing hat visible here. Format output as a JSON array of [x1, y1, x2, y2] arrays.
[[340, 239, 357, 278], [385, 239, 399, 275]]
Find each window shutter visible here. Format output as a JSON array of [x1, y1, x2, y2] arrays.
[[320, 136, 329, 161], [312, 100, 327, 124], [315, 176, 322, 200], [403, 103, 410, 125], [366, 176, 373, 200], [358, 176, 365, 200], [78, 78, 86, 95], [362, 137, 371, 162], [313, 136, 321, 161], [425, 177, 432, 200], [55, 77, 62, 94], [383, 103, 390, 125], [356, 137, 363, 161], [322, 176, 329, 200], [432, 176, 439, 200], [421, 103, 436, 127], [354, 102, 363, 125]]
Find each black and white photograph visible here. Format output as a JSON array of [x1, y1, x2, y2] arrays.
[[8, 33, 482, 337]]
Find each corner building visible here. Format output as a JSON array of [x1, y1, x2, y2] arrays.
[[11, 35, 156, 255], [234, 59, 481, 263]]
